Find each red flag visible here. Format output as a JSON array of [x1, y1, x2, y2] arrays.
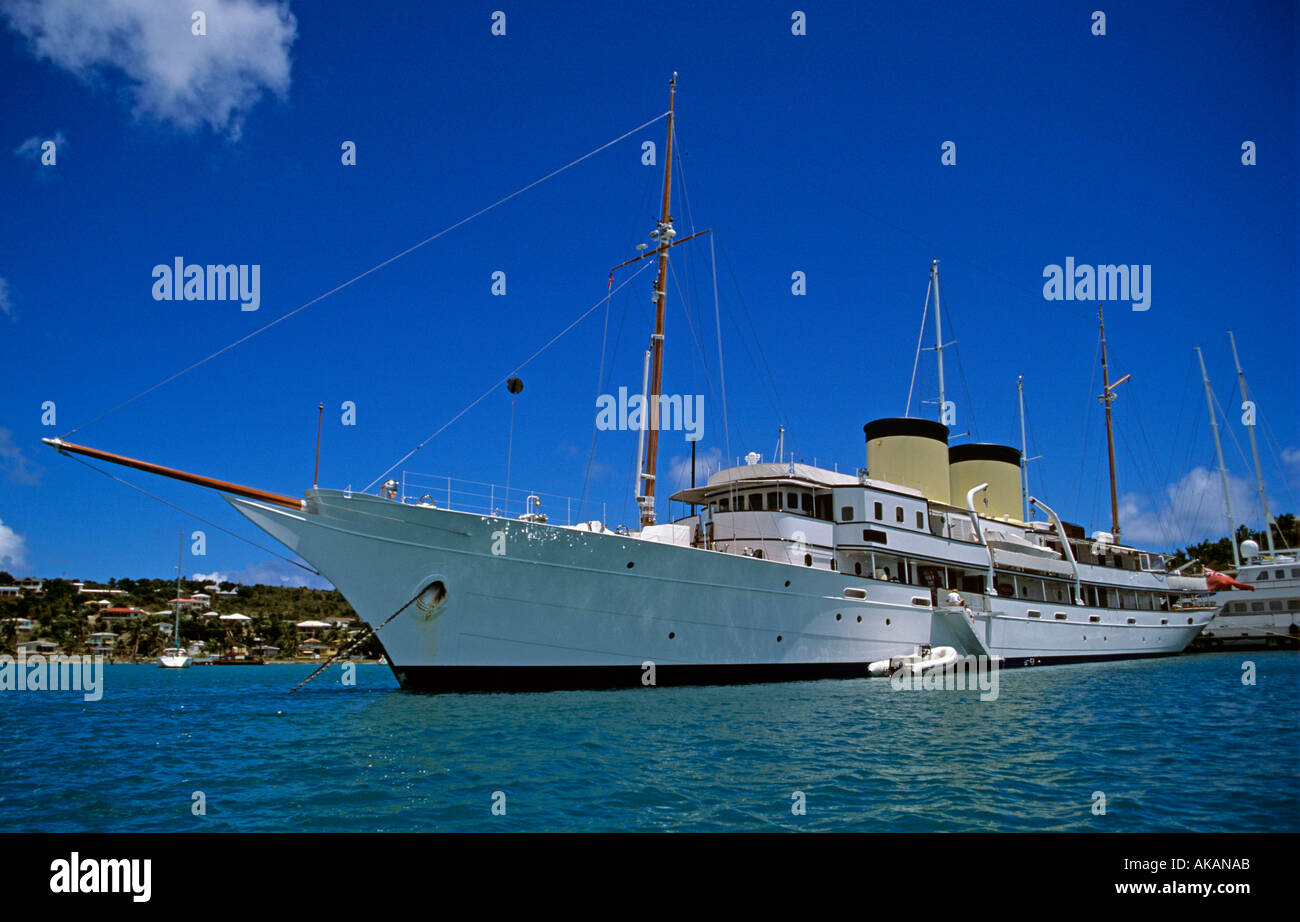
[[1206, 568, 1254, 591]]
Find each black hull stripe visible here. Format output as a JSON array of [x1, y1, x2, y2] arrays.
[[387, 652, 1186, 692]]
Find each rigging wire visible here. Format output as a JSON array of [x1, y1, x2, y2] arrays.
[[65, 453, 321, 575], [60, 111, 672, 441], [364, 260, 656, 493], [904, 278, 932, 417]]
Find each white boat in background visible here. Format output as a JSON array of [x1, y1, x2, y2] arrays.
[[158, 538, 191, 669], [1202, 541, 1300, 649], [1190, 334, 1298, 650], [46, 76, 1215, 691]]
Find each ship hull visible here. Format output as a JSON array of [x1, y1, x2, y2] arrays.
[[228, 490, 1211, 691]]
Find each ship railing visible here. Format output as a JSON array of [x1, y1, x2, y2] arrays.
[[397, 471, 606, 527]]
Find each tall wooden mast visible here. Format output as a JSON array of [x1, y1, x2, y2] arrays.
[[638, 73, 677, 527], [1097, 307, 1128, 540]]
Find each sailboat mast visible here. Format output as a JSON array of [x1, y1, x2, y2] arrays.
[[639, 72, 677, 528], [1228, 329, 1276, 553], [1018, 376, 1029, 522], [931, 260, 947, 423], [174, 535, 182, 646], [1196, 346, 1241, 568], [1098, 307, 1121, 540]]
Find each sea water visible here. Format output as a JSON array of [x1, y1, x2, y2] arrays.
[[1, 651, 1296, 832]]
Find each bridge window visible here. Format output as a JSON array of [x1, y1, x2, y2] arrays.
[[916, 511, 924, 529], [787, 491, 798, 509], [895, 506, 904, 523], [874, 502, 883, 520], [749, 493, 764, 511], [804, 553, 812, 567], [801, 493, 813, 514], [862, 529, 887, 544], [841, 505, 854, 522], [1027, 610, 1041, 618], [767, 491, 779, 510], [718, 496, 729, 512]]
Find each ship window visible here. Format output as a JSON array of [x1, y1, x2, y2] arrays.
[[1055, 613, 1067, 620], [911, 597, 929, 606], [854, 561, 862, 575], [749, 493, 764, 511], [1161, 618, 1168, 624], [874, 502, 883, 520], [862, 529, 887, 544], [801, 493, 813, 514], [1251, 602, 1264, 612], [1028, 609, 1041, 618], [753, 549, 763, 560], [831, 559, 838, 571], [1288, 599, 1300, 610], [1231, 602, 1246, 612], [1276, 570, 1286, 580], [1127, 617, 1136, 624], [1292, 569, 1300, 578], [1269, 601, 1283, 611], [841, 505, 854, 522], [804, 553, 812, 567], [844, 588, 867, 599], [1258, 570, 1269, 580], [768, 491, 779, 510], [787, 491, 798, 509], [895, 506, 904, 523], [718, 497, 729, 512], [916, 511, 924, 529]]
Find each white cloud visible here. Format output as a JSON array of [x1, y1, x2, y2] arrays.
[[1283, 446, 1300, 476], [0, 276, 14, 320], [198, 558, 331, 589], [0, 518, 29, 568], [12, 129, 65, 161], [0, 428, 41, 485], [1120, 466, 1256, 549], [667, 446, 721, 494], [0, 0, 297, 140]]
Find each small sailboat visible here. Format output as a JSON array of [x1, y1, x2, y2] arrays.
[[158, 537, 191, 668]]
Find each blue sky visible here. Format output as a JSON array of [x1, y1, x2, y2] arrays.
[[1, 0, 1295, 586]]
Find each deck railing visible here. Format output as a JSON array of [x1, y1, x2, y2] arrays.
[[398, 471, 605, 527]]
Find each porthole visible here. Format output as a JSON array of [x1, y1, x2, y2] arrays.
[[784, 580, 791, 587], [856, 615, 862, 623], [854, 562, 862, 576], [668, 632, 675, 639], [1187, 617, 1193, 625], [885, 618, 891, 626], [804, 554, 812, 567], [777, 635, 783, 642], [627, 561, 635, 569], [835, 613, 842, 621]]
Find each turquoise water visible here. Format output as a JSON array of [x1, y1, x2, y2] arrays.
[[1, 652, 1296, 832]]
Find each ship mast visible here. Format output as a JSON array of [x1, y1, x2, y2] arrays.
[[1018, 376, 1029, 523], [638, 73, 678, 527], [1097, 307, 1128, 540], [931, 260, 947, 423], [1196, 346, 1241, 568], [1228, 330, 1276, 553]]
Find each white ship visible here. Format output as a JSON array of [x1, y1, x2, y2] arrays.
[[1186, 335, 1298, 650], [45, 76, 1214, 690], [1201, 542, 1299, 649]]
